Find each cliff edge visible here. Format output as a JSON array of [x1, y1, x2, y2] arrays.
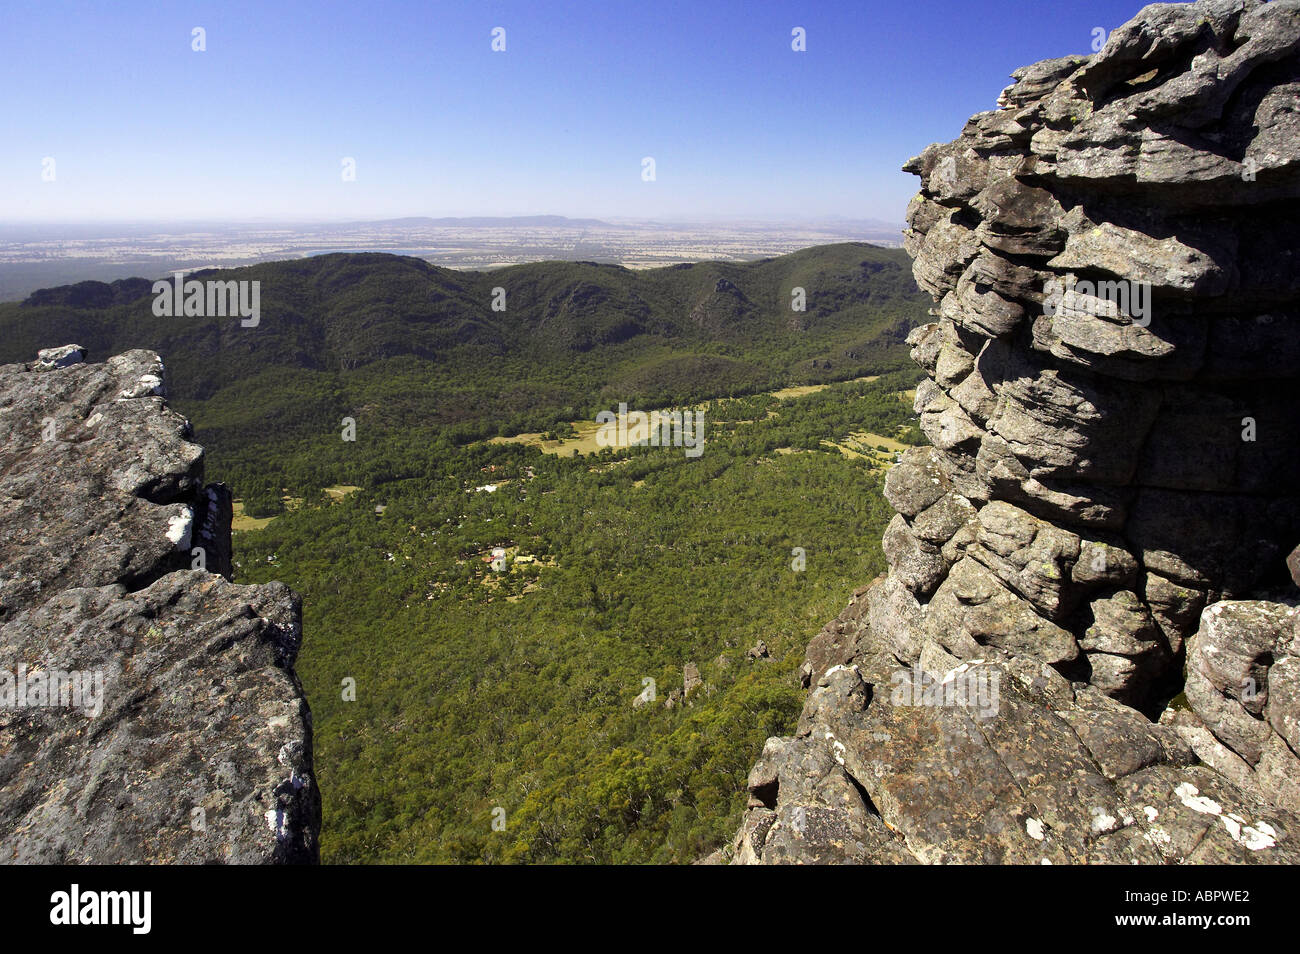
[[0, 345, 319, 863]]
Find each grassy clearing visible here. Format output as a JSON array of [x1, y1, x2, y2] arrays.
[[235, 487, 361, 531], [820, 430, 909, 465], [232, 500, 278, 531], [769, 374, 880, 402], [489, 409, 705, 457], [488, 376, 885, 457]]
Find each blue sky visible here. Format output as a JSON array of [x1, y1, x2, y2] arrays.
[[2, 0, 1156, 223]]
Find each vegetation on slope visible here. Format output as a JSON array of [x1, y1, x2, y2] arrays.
[[233, 377, 921, 862], [0, 245, 929, 862]]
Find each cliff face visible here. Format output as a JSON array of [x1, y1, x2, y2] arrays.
[[0, 346, 319, 863], [727, 0, 1300, 864]]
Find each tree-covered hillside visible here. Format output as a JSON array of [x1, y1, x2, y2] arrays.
[[0, 243, 922, 441], [0, 245, 929, 862]]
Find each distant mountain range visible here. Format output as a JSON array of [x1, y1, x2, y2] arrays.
[[0, 242, 927, 462], [0, 217, 908, 302]]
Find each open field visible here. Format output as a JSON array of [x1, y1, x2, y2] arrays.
[[232, 500, 278, 531], [490, 408, 705, 457], [490, 376, 885, 458], [769, 374, 880, 401], [821, 430, 909, 465], [234, 487, 358, 532]]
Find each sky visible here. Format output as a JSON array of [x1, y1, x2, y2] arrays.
[[1, 0, 1158, 224]]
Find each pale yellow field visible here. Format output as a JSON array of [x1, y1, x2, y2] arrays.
[[769, 374, 880, 401], [821, 430, 910, 463], [488, 376, 886, 457], [489, 409, 705, 457], [849, 430, 909, 452], [768, 384, 826, 400], [489, 419, 607, 456], [233, 486, 359, 532], [231, 500, 277, 531]]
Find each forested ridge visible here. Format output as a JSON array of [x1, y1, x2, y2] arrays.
[[0, 244, 929, 862]]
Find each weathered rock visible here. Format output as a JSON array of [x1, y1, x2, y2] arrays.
[[882, 514, 947, 596], [683, 662, 702, 698], [883, 445, 950, 518], [1172, 600, 1300, 815], [730, 653, 1300, 864], [0, 348, 319, 863], [732, 0, 1300, 864], [1078, 589, 1168, 707], [969, 500, 1082, 619], [910, 491, 977, 546], [35, 344, 86, 371], [1143, 571, 1206, 657]]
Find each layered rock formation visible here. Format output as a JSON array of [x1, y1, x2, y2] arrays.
[[0, 346, 319, 863], [727, 0, 1300, 864]]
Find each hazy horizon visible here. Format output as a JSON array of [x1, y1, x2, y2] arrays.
[[0, 212, 906, 228], [0, 212, 910, 301]]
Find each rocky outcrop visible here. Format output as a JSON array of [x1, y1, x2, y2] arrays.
[[1166, 600, 1300, 814], [730, 0, 1300, 864], [0, 346, 319, 863]]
